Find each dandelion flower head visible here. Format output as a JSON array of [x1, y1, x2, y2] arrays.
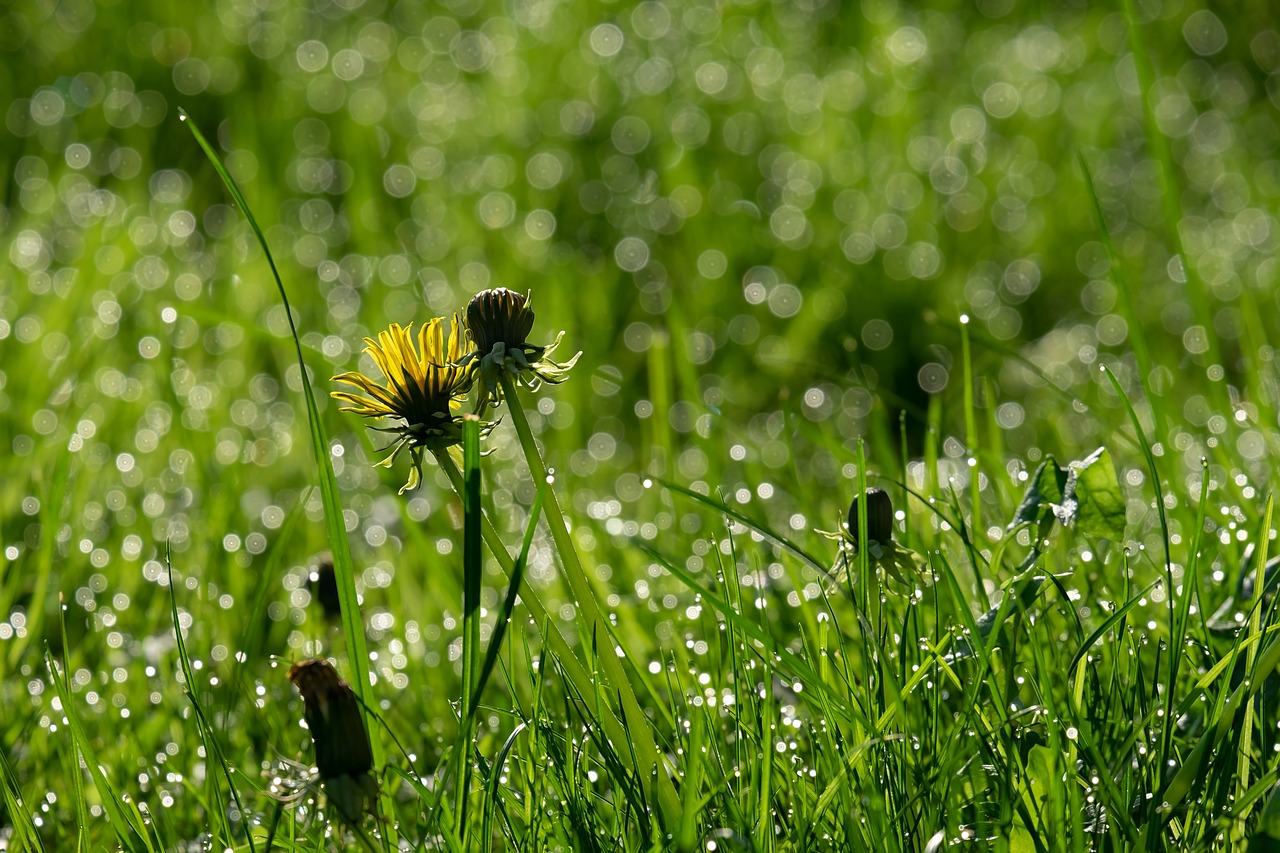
[[331, 316, 475, 493]]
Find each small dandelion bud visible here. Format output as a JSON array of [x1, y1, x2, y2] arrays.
[[848, 487, 894, 546], [307, 553, 341, 621]]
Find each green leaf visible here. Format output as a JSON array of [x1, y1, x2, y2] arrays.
[[1009, 456, 1066, 533], [1064, 447, 1127, 541], [1012, 448, 1126, 543]]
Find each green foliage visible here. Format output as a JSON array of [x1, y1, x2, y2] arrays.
[[4, 0, 1280, 849], [1011, 447, 1127, 543]]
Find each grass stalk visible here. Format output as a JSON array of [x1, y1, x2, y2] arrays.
[[1234, 495, 1274, 841], [165, 553, 255, 853], [497, 373, 681, 829], [959, 315, 983, 543], [46, 607, 155, 853], [452, 418, 484, 842], [177, 112, 384, 790], [434, 452, 678, 831]]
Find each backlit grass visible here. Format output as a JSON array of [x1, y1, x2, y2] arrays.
[[4, 1, 1280, 850]]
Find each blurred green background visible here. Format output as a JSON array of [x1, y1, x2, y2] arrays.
[[7, 0, 1280, 453], [4, 0, 1280, 844], [6, 0, 1280, 448], [5, 0, 1280, 534]]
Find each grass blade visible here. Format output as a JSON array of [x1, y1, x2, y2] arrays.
[[456, 418, 483, 841], [46, 631, 155, 852], [1067, 579, 1160, 675], [470, 483, 544, 720], [177, 111, 381, 779]]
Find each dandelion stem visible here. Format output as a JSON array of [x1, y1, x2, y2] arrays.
[[434, 450, 680, 828], [449, 419, 483, 843], [497, 374, 681, 829]]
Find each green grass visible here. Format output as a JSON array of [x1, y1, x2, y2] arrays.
[[4, 0, 1280, 849]]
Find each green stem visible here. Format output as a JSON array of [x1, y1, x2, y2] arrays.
[[446, 419, 484, 843], [960, 315, 982, 545], [433, 453, 678, 824], [855, 439, 876, 720], [498, 374, 681, 829]]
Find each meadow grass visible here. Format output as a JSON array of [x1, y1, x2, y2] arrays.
[[4, 0, 1280, 850]]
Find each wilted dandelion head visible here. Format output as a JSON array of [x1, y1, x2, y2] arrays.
[[461, 287, 580, 411], [287, 659, 378, 826], [331, 316, 481, 493]]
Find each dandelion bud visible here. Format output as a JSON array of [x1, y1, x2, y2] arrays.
[[848, 487, 893, 546], [308, 553, 341, 621], [460, 287, 581, 412], [466, 287, 537, 354]]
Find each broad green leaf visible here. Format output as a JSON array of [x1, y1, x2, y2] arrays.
[[1064, 447, 1127, 541], [1009, 456, 1067, 532]]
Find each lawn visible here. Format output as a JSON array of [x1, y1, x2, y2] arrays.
[[3, 0, 1280, 849]]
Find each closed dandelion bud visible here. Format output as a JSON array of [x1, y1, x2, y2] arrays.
[[466, 287, 537, 354], [848, 487, 894, 546], [288, 659, 378, 825], [460, 287, 581, 412]]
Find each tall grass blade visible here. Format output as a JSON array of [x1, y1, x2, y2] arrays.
[[1067, 579, 1160, 675], [656, 478, 828, 575], [164, 551, 256, 853], [455, 418, 483, 842], [45, 634, 154, 851], [0, 744, 45, 853], [642, 544, 856, 722], [1100, 365, 1177, 820], [176, 112, 381, 778], [470, 484, 544, 720], [498, 374, 681, 826], [1234, 495, 1274, 840]]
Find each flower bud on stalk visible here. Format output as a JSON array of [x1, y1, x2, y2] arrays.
[[848, 487, 894, 546]]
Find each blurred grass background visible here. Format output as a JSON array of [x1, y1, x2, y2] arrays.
[[5, 0, 1280, 848]]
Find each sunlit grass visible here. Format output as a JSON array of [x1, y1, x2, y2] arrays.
[[4, 0, 1280, 849]]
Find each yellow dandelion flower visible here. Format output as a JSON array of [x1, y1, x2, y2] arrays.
[[331, 316, 484, 493], [460, 288, 580, 412]]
